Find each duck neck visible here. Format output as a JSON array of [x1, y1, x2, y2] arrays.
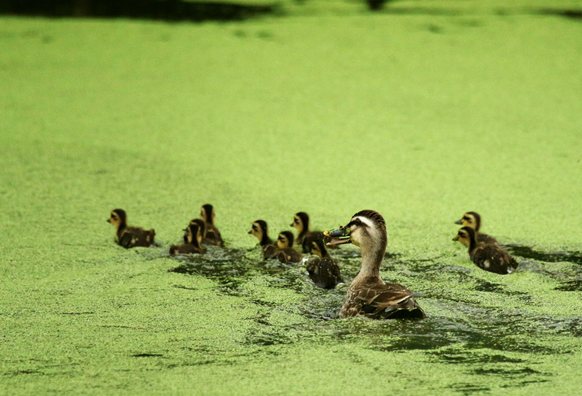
[[468, 235, 477, 253], [353, 239, 386, 283], [116, 221, 127, 238], [260, 233, 273, 247]]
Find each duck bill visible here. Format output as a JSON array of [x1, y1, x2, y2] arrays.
[[323, 228, 351, 246], [454, 219, 463, 225], [452, 235, 460, 241]]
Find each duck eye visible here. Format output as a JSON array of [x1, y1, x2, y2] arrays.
[[252, 226, 258, 231]]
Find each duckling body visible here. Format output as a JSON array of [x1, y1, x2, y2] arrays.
[[453, 227, 517, 274], [186, 218, 217, 246], [325, 210, 425, 319], [291, 212, 332, 253], [306, 239, 343, 289], [249, 220, 277, 260], [201, 204, 224, 247], [455, 211, 498, 245], [171, 223, 205, 255], [273, 231, 302, 264], [107, 209, 155, 249]]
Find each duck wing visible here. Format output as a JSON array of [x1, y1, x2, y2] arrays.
[[205, 224, 224, 247], [118, 227, 154, 248], [471, 244, 518, 274], [477, 232, 498, 245], [342, 283, 425, 319], [306, 258, 343, 289]]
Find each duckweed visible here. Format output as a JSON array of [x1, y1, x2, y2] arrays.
[[1, 1, 582, 394]]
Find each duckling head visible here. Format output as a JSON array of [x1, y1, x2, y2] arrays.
[[455, 212, 481, 232], [290, 212, 309, 234], [248, 220, 270, 245], [277, 231, 295, 249], [200, 204, 216, 225], [107, 209, 127, 230], [324, 210, 387, 251], [453, 226, 476, 248], [189, 218, 207, 237], [310, 238, 329, 258]]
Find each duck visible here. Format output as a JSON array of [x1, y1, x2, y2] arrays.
[[290, 212, 332, 253], [170, 223, 206, 255], [248, 220, 277, 259], [107, 209, 155, 249], [186, 218, 219, 246], [305, 238, 343, 289], [200, 204, 224, 247], [324, 210, 425, 319], [273, 231, 303, 264], [453, 226, 517, 274], [455, 211, 498, 245]]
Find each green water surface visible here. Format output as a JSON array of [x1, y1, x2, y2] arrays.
[[1, 1, 582, 394]]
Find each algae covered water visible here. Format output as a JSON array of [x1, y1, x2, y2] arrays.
[[1, 1, 582, 394]]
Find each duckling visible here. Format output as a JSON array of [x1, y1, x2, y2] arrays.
[[107, 209, 155, 249], [248, 220, 277, 259], [306, 238, 343, 289], [290, 212, 332, 253], [453, 226, 517, 274], [200, 204, 224, 247], [170, 223, 206, 255], [186, 218, 219, 247], [324, 210, 425, 319], [273, 231, 303, 264], [455, 211, 498, 245]]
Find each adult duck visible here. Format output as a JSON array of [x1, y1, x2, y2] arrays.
[[325, 210, 425, 319]]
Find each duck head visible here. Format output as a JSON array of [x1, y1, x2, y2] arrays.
[[453, 226, 476, 249], [201, 204, 216, 225], [277, 231, 295, 249], [188, 218, 207, 237], [290, 212, 309, 235], [455, 212, 481, 232], [248, 220, 272, 246], [107, 209, 127, 230], [324, 210, 387, 250]]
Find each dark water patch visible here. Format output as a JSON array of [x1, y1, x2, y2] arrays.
[[446, 383, 490, 395], [132, 353, 163, 357], [554, 279, 582, 291], [0, 0, 278, 22], [474, 280, 505, 293], [505, 245, 582, 265], [365, 304, 575, 355], [4, 369, 44, 376], [173, 284, 197, 291], [503, 379, 551, 388], [472, 367, 544, 376], [431, 350, 526, 364], [536, 9, 582, 20]]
